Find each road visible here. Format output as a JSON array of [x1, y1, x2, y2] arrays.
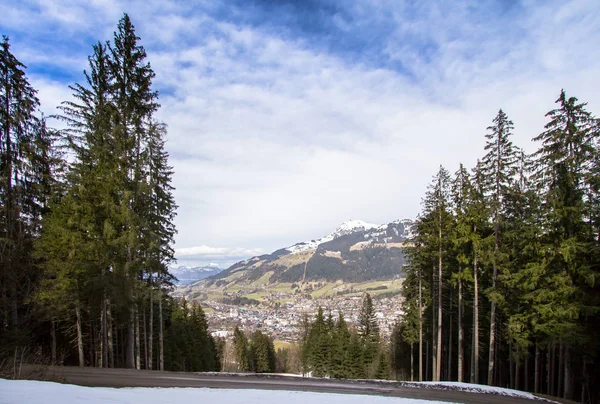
[[24, 366, 544, 404]]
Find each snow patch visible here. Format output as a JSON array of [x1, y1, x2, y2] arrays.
[[405, 381, 555, 402], [0, 379, 450, 404]]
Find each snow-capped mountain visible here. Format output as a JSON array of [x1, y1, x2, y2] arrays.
[[203, 218, 414, 285], [169, 265, 223, 284], [286, 220, 380, 254]]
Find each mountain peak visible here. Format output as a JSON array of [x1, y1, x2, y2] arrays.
[[285, 219, 409, 255], [333, 219, 379, 234]]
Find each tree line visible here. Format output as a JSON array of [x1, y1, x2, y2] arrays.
[[298, 293, 389, 379], [0, 14, 219, 373], [394, 94, 600, 403]]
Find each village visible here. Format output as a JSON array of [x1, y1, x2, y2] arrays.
[[203, 290, 404, 343]]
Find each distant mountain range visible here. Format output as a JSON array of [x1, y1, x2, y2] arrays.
[[203, 219, 414, 287], [169, 265, 223, 284]]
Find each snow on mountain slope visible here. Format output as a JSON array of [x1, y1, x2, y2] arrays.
[[286, 219, 407, 254]]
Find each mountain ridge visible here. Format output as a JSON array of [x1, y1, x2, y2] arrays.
[[202, 218, 413, 286]]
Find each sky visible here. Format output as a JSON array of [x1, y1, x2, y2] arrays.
[[2, 0, 600, 268]]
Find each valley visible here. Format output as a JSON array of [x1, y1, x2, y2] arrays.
[[175, 219, 413, 342]]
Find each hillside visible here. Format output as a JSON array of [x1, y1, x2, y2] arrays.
[[203, 219, 413, 288]]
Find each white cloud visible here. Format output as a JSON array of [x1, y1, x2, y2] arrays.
[[175, 245, 263, 259], [6, 0, 600, 267]]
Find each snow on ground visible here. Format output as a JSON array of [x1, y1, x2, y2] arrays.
[[404, 381, 553, 402], [0, 379, 450, 404]]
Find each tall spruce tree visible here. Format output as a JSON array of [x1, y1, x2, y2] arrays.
[[422, 165, 452, 381], [530, 90, 597, 399], [480, 109, 520, 385], [450, 163, 476, 383], [38, 14, 176, 371]]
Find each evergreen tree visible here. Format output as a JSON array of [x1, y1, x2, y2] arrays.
[[375, 350, 390, 380], [0, 35, 56, 351], [421, 165, 452, 381], [347, 331, 366, 379], [480, 109, 520, 385], [529, 90, 597, 399], [358, 293, 380, 375], [304, 306, 330, 377], [233, 326, 249, 372], [249, 330, 276, 373], [330, 313, 351, 378], [37, 14, 176, 371]]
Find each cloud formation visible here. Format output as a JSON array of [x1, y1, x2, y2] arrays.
[[3, 0, 600, 268]]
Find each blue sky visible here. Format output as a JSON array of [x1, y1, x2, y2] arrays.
[[2, 0, 600, 268]]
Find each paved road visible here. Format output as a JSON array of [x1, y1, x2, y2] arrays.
[[25, 366, 544, 404]]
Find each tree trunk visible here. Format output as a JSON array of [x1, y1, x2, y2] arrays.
[[148, 286, 153, 370], [534, 344, 540, 394], [436, 208, 443, 382], [89, 318, 95, 367], [410, 342, 414, 382], [135, 305, 141, 369], [563, 345, 571, 400], [558, 341, 564, 397], [101, 294, 108, 368], [447, 288, 453, 381], [418, 272, 423, 382], [76, 306, 84, 367], [143, 305, 147, 369], [549, 342, 555, 396], [126, 292, 135, 368], [107, 300, 114, 368], [488, 302, 497, 386], [524, 347, 529, 392], [426, 340, 429, 381], [158, 293, 164, 371], [432, 279, 437, 382], [509, 340, 514, 389], [471, 239, 479, 384], [547, 348, 551, 395], [458, 278, 463, 382], [51, 320, 57, 366], [516, 356, 520, 391]]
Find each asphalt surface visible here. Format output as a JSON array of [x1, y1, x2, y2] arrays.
[[23, 366, 546, 404]]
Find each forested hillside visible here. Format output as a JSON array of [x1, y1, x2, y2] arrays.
[[0, 15, 219, 373], [393, 97, 600, 403]]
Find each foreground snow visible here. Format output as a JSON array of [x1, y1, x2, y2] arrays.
[[0, 379, 448, 404]]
